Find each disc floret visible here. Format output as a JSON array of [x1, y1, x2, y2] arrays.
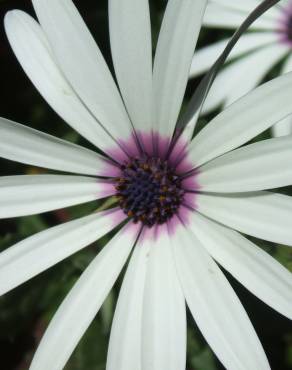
[[115, 156, 185, 227]]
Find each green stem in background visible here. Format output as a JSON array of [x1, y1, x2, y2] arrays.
[[178, 0, 282, 134]]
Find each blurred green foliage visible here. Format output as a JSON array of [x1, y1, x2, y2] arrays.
[[0, 0, 291, 369]]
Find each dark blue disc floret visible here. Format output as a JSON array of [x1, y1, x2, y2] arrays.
[[115, 156, 185, 227]]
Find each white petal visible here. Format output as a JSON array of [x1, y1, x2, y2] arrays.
[[0, 175, 113, 219], [272, 115, 292, 137], [282, 54, 292, 74], [190, 32, 277, 78], [200, 64, 238, 114], [106, 241, 150, 370], [109, 0, 152, 133], [210, 0, 257, 13], [196, 191, 292, 245], [0, 118, 109, 176], [0, 208, 126, 296], [272, 55, 292, 138], [201, 43, 288, 114], [153, 0, 207, 138], [4, 11, 117, 153], [223, 44, 289, 107], [189, 71, 292, 167], [29, 224, 139, 370], [210, 0, 281, 20], [278, 0, 291, 10], [172, 224, 270, 370], [204, 3, 276, 30], [142, 227, 186, 370], [191, 39, 228, 78], [0, 175, 114, 219], [32, 0, 132, 142], [190, 212, 292, 320], [198, 136, 292, 192]]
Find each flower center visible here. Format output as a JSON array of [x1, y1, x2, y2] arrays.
[[115, 156, 185, 227]]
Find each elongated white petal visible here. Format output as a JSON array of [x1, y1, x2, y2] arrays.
[[198, 136, 292, 192], [0, 118, 110, 176], [29, 224, 139, 370], [106, 241, 150, 370], [189, 72, 292, 167], [142, 227, 186, 370], [273, 55, 292, 137], [196, 191, 292, 245], [4, 11, 118, 153], [0, 208, 126, 296], [210, 0, 257, 13], [32, 0, 132, 142], [223, 44, 288, 107], [282, 54, 292, 74], [272, 54, 292, 137], [190, 32, 276, 78], [0, 175, 112, 219], [109, 0, 152, 133], [190, 213, 292, 320], [204, 3, 276, 30], [191, 39, 229, 78], [172, 224, 270, 370], [202, 43, 288, 114], [153, 0, 207, 137], [200, 64, 239, 114], [272, 115, 292, 137], [210, 0, 281, 19]]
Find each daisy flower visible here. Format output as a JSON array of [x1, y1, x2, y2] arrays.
[[190, 0, 292, 137], [1, 1, 292, 370]]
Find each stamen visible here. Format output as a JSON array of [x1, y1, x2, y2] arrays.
[[115, 156, 186, 227]]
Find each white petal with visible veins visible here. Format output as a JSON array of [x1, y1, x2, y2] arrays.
[[196, 191, 292, 245], [204, 3, 276, 30], [0, 175, 112, 218], [273, 55, 292, 137], [106, 240, 150, 370], [223, 44, 289, 107], [29, 224, 139, 370], [210, 0, 281, 19], [109, 0, 152, 133], [0, 118, 108, 176], [32, 0, 132, 142], [198, 136, 292, 192], [142, 227, 186, 370], [0, 208, 126, 296], [190, 213, 292, 320], [172, 224, 270, 370], [4, 11, 118, 153], [190, 32, 277, 78], [153, 0, 207, 138], [202, 43, 289, 114], [272, 115, 292, 137], [189, 72, 292, 167], [282, 54, 292, 75]]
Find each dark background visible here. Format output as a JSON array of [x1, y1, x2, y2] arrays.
[[0, 0, 291, 369]]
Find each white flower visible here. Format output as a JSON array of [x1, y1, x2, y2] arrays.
[[1, 1, 292, 370], [191, 0, 292, 137]]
